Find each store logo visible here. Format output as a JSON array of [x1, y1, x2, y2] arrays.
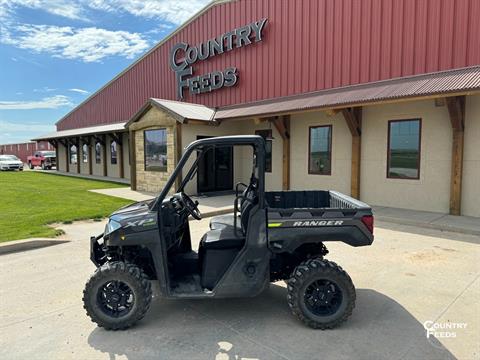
[[169, 18, 268, 99], [423, 320, 467, 348]]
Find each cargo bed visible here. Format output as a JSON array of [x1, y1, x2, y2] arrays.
[[265, 190, 374, 250]]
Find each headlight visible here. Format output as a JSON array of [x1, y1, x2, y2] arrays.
[[104, 219, 122, 235]]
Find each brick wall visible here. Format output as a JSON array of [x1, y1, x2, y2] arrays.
[[129, 106, 177, 193]]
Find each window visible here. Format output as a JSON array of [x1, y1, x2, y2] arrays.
[[387, 119, 421, 179], [95, 142, 101, 164], [82, 143, 88, 163], [255, 129, 272, 172], [309, 125, 332, 175], [144, 129, 167, 172], [110, 141, 117, 164], [69, 145, 77, 164]]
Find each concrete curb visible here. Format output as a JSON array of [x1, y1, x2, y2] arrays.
[[375, 215, 480, 237], [0, 239, 70, 256]]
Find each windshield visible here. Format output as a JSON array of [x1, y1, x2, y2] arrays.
[[0, 155, 19, 161], [40, 151, 56, 157]]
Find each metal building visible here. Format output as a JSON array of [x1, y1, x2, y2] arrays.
[[33, 0, 480, 217]]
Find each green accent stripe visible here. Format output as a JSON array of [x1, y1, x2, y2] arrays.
[[268, 222, 283, 228]]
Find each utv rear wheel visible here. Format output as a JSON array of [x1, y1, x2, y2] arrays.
[[83, 262, 152, 330], [287, 259, 355, 329]]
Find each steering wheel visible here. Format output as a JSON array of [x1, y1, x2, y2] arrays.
[[180, 192, 202, 220]]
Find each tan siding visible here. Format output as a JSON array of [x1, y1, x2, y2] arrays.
[[57, 144, 67, 172], [361, 99, 452, 212], [463, 94, 480, 217], [290, 111, 352, 195]]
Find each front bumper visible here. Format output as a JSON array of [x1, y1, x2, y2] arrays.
[[90, 233, 106, 267], [0, 164, 23, 170]]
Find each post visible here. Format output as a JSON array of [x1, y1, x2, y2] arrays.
[[341, 107, 362, 199], [273, 115, 291, 190], [118, 138, 124, 179], [75, 138, 80, 174], [103, 135, 108, 177], [129, 130, 137, 190], [175, 122, 183, 191], [446, 96, 466, 215], [87, 137, 93, 175], [65, 139, 70, 173]]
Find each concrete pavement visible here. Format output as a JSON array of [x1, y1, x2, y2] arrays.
[[1, 218, 478, 360]]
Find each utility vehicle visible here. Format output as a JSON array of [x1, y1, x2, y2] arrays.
[[83, 135, 374, 330]]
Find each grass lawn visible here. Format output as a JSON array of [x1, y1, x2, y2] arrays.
[[0, 172, 133, 242]]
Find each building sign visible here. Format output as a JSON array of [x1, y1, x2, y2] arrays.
[[169, 18, 268, 99]]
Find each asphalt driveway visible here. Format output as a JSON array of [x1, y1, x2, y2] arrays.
[[0, 219, 478, 360]]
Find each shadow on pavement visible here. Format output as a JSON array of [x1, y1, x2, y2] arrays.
[[0, 239, 70, 255], [88, 285, 454, 360]]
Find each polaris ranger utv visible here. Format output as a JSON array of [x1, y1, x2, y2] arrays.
[[83, 135, 374, 330]]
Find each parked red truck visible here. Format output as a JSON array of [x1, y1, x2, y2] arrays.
[[27, 150, 56, 170]]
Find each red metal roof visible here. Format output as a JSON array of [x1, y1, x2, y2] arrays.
[[214, 66, 480, 119], [56, 0, 480, 131]]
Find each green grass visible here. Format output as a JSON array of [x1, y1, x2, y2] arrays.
[[0, 172, 132, 242], [389, 150, 419, 169]]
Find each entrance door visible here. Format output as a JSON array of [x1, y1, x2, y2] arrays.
[[197, 136, 233, 194]]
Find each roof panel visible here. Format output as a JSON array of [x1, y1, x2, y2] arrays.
[[150, 99, 215, 122], [214, 66, 480, 119], [32, 122, 127, 141]]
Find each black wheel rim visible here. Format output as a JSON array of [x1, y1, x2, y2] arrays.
[[97, 280, 134, 318], [304, 279, 343, 316]]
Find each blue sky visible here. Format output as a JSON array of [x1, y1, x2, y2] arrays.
[[0, 0, 209, 144]]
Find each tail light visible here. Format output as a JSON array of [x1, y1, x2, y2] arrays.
[[361, 215, 374, 234]]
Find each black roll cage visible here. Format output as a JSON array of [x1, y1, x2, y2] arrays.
[[150, 135, 267, 210]]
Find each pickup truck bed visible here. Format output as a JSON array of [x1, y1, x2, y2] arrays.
[[265, 190, 374, 250]]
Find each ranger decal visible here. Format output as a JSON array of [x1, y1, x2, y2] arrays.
[[293, 220, 344, 226]]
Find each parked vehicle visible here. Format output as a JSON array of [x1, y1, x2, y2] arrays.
[[0, 155, 24, 171], [27, 151, 56, 170], [83, 136, 374, 330]]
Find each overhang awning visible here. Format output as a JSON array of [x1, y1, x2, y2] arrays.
[[214, 66, 480, 120], [126, 98, 215, 128], [31, 122, 127, 141]]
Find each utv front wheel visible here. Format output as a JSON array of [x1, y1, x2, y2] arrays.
[[287, 259, 355, 329], [83, 262, 152, 330]]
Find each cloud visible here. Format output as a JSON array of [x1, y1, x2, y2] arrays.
[[87, 0, 209, 25], [0, 95, 73, 110], [1, 0, 209, 25], [33, 86, 57, 93], [0, 120, 56, 143], [68, 88, 90, 94], [0, 24, 150, 62], [0, 0, 86, 21]]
